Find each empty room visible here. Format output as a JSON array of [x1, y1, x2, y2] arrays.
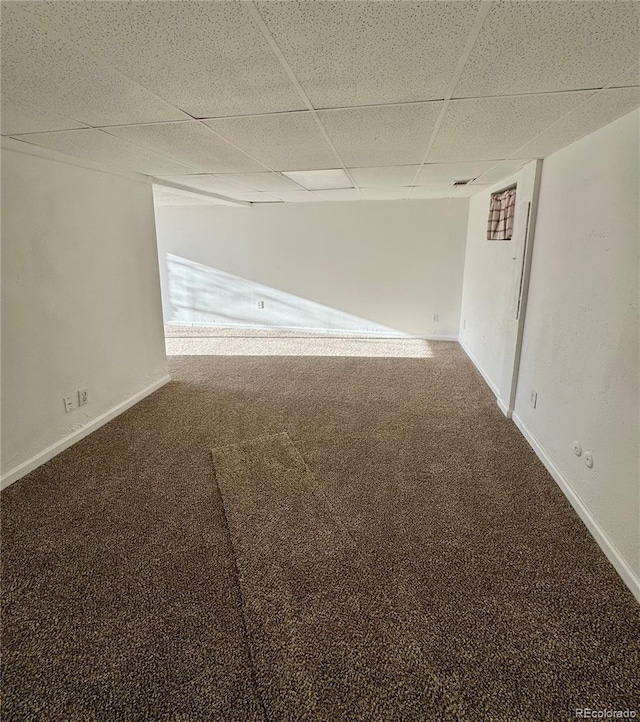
[[1, 1, 639, 720]]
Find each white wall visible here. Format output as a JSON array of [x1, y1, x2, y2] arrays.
[[458, 170, 527, 393], [155, 199, 469, 338], [459, 110, 640, 596], [1, 145, 168, 484], [514, 110, 640, 585]]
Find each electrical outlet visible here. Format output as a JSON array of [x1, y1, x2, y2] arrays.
[[63, 395, 77, 413], [529, 389, 537, 409], [432, 314, 439, 323], [78, 387, 89, 406], [257, 300, 265, 309]]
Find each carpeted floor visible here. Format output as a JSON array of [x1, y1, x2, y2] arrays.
[[2, 342, 639, 721]]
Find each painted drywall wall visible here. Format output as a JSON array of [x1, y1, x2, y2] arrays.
[[1, 146, 168, 481], [154, 199, 469, 337], [513, 110, 640, 583], [458, 169, 528, 394]]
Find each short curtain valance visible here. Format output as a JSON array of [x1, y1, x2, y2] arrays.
[[487, 188, 516, 240]]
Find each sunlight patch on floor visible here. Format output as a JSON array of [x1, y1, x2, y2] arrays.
[[164, 328, 434, 358]]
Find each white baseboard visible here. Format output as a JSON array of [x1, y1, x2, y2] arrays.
[[513, 412, 640, 603], [1, 375, 171, 490], [496, 397, 512, 419], [458, 338, 501, 399]]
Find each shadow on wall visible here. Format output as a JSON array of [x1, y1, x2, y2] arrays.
[[166, 253, 407, 336]]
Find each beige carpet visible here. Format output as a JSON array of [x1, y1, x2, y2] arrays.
[[2, 343, 638, 720]]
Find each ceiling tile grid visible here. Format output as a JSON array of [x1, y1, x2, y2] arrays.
[[2, 1, 640, 204], [0, 96, 88, 136], [256, 1, 481, 108], [454, 0, 640, 99], [213, 172, 303, 192], [154, 174, 253, 197], [11, 129, 195, 176], [18, 0, 306, 119], [509, 86, 640, 161], [427, 91, 592, 163], [319, 103, 443, 168], [205, 112, 339, 171], [349, 165, 420, 188], [104, 121, 265, 173], [1, 4, 189, 128]]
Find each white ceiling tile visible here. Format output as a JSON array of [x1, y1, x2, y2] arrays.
[[319, 103, 442, 167], [11, 129, 194, 175], [281, 169, 352, 191], [104, 122, 264, 173], [206, 112, 337, 171], [21, 1, 305, 118], [0, 96, 88, 136], [611, 64, 640, 89], [410, 185, 479, 199], [428, 92, 590, 162], [454, 1, 640, 98], [257, 1, 480, 108], [272, 191, 322, 203], [153, 186, 225, 207], [361, 187, 411, 201], [312, 189, 363, 202], [508, 87, 640, 160], [225, 191, 280, 203], [1, 4, 188, 127], [349, 165, 419, 188], [215, 172, 302, 192], [471, 160, 529, 186], [154, 175, 249, 196], [416, 161, 500, 185]]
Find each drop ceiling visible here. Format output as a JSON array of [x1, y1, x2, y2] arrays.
[[1, 1, 638, 206]]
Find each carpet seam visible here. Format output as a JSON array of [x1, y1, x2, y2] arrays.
[[211, 431, 469, 720], [210, 459, 272, 722]]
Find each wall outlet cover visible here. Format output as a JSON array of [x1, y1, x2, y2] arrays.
[[78, 387, 89, 406], [63, 395, 77, 413]]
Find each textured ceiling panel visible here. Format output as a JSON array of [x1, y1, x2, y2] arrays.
[[257, 1, 480, 108], [409, 185, 479, 199], [454, 1, 640, 98], [20, 1, 305, 118], [349, 165, 419, 188], [312, 189, 363, 202], [281, 169, 352, 190], [154, 174, 250, 196], [272, 191, 322, 203], [428, 92, 590, 162], [509, 87, 640, 160], [0, 96, 88, 136], [470, 160, 529, 186], [319, 103, 442, 168], [361, 187, 410, 201], [11, 129, 195, 175], [104, 122, 264, 173], [222, 190, 280, 203], [216, 172, 302, 192], [416, 161, 499, 185], [612, 64, 640, 88], [153, 186, 224, 206], [1, 5, 188, 127], [206, 112, 337, 171]]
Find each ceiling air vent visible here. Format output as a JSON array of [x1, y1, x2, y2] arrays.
[[452, 179, 472, 186]]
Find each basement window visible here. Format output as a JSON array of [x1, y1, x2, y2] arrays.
[[487, 185, 516, 240]]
